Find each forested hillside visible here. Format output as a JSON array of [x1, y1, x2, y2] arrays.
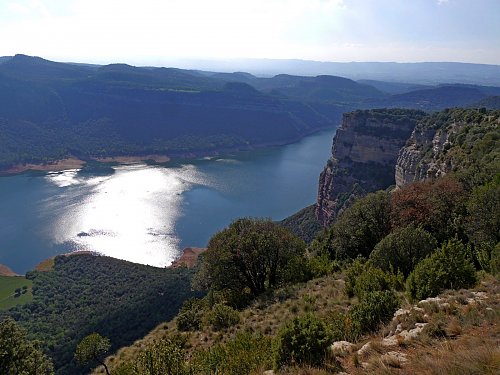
[[1, 55, 498, 170], [2, 254, 199, 374]]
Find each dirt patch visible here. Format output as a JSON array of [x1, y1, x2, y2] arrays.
[[0, 264, 17, 276], [3, 157, 86, 174], [170, 247, 206, 268]]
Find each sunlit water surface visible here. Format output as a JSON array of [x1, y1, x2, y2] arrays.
[[0, 129, 335, 273]]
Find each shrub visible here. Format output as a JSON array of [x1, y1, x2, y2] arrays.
[[176, 298, 206, 332], [274, 314, 331, 368], [345, 259, 403, 300], [134, 337, 188, 375], [370, 226, 437, 277], [349, 290, 400, 340], [406, 239, 477, 301], [307, 252, 339, 277], [207, 303, 240, 331], [191, 332, 273, 375]]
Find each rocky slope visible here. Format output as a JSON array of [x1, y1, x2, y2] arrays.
[[395, 109, 500, 188], [316, 109, 425, 226]]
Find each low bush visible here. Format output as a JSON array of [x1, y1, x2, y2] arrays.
[[176, 298, 205, 332], [274, 314, 331, 369], [191, 332, 273, 375], [406, 239, 477, 301], [345, 259, 403, 300], [207, 303, 240, 331], [349, 290, 400, 340]]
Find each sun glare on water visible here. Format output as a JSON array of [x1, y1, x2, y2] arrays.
[[44, 164, 207, 267]]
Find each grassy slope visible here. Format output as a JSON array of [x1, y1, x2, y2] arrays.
[[94, 273, 499, 374], [0, 275, 33, 310]]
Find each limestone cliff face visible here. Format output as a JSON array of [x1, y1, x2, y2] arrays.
[[394, 124, 452, 188], [393, 109, 498, 188], [316, 109, 425, 226]]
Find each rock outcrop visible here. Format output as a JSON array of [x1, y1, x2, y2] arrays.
[[395, 120, 454, 188], [316, 109, 425, 226], [395, 109, 500, 188]]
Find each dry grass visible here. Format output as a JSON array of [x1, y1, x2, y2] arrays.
[[94, 274, 499, 375]]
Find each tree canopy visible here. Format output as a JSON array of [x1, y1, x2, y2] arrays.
[[0, 317, 54, 375], [195, 218, 306, 299], [75, 333, 111, 375]]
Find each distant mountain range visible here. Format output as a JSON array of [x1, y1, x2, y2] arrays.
[[146, 58, 500, 86], [0, 54, 498, 169]]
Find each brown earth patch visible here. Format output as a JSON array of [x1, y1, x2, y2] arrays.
[[170, 247, 206, 268]]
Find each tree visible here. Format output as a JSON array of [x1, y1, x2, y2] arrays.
[[370, 225, 437, 277], [195, 218, 306, 299], [0, 317, 54, 375], [320, 191, 391, 260], [390, 177, 466, 243], [75, 333, 111, 375]]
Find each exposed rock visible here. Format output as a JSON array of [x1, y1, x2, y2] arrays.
[[394, 110, 500, 189], [381, 351, 408, 367], [316, 109, 424, 226], [383, 323, 428, 346], [418, 296, 443, 306], [330, 340, 356, 355], [357, 342, 372, 358], [382, 335, 399, 347], [263, 370, 275, 375]]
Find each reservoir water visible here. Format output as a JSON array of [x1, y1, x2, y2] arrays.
[[0, 128, 335, 273]]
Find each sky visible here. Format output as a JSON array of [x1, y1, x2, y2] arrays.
[[0, 0, 499, 65]]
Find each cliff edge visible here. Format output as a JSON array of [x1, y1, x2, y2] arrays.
[[316, 109, 425, 226]]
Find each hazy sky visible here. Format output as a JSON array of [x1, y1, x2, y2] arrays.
[[1, 0, 499, 65]]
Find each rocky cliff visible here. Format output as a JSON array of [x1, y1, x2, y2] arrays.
[[395, 109, 500, 189], [316, 109, 426, 226]]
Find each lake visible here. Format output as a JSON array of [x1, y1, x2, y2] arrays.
[[0, 128, 336, 273]]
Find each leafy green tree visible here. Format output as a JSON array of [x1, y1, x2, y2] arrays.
[[74, 333, 111, 375], [0, 317, 54, 375], [370, 226, 437, 277], [406, 239, 477, 301], [195, 218, 306, 300], [320, 191, 391, 260]]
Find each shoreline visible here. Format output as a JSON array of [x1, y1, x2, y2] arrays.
[[0, 125, 337, 176]]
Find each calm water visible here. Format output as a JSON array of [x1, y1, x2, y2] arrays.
[[0, 129, 335, 273]]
